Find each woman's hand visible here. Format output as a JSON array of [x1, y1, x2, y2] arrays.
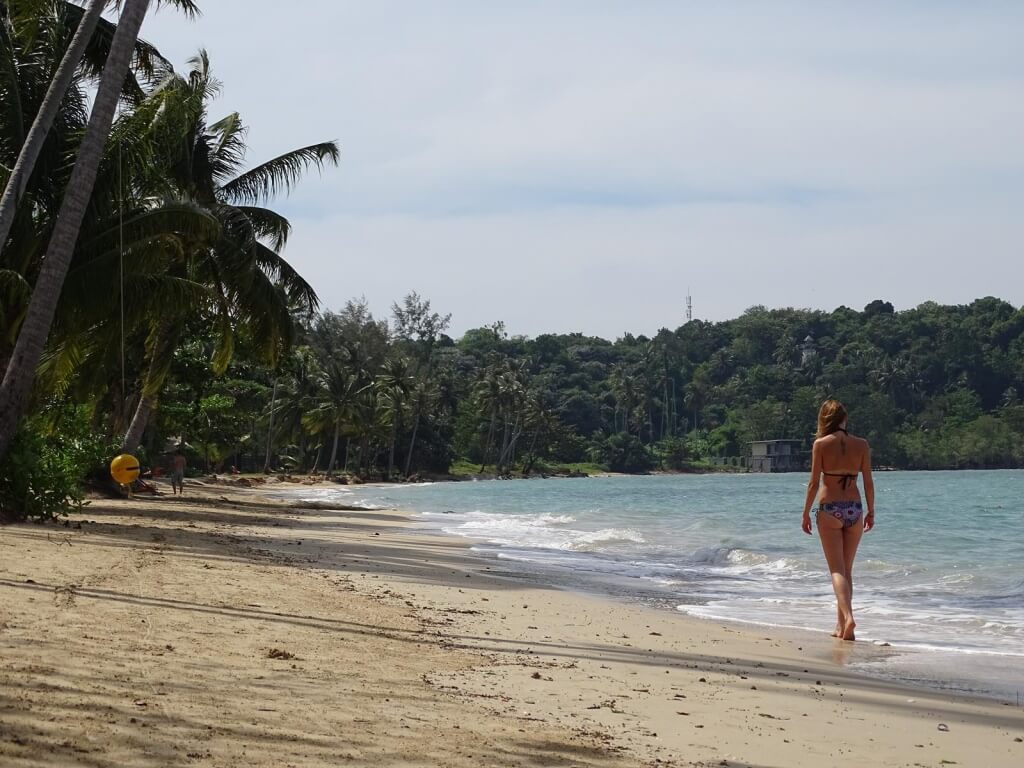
[[863, 510, 875, 532], [801, 511, 813, 535]]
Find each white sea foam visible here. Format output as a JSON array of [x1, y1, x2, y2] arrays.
[[434, 510, 643, 552]]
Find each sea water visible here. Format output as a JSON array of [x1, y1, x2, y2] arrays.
[[287, 471, 1024, 700]]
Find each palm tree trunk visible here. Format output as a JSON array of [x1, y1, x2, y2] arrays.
[[327, 421, 340, 474], [480, 409, 497, 472], [121, 321, 176, 454], [387, 419, 397, 478], [0, 0, 106, 258], [669, 377, 677, 435], [497, 417, 521, 473], [263, 378, 278, 472], [403, 410, 420, 478], [522, 425, 542, 476], [121, 393, 154, 454], [359, 436, 369, 475], [0, 0, 152, 461], [498, 418, 511, 473]]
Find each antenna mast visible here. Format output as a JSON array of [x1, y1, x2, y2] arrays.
[[686, 289, 693, 323]]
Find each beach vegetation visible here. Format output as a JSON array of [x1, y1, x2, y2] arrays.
[[4, 6, 1024, 524]]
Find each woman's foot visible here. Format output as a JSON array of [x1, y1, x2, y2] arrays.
[[831, 624, 842, 638], [840, 618, 856, 641]]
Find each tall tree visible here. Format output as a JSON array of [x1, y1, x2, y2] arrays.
[[118, 52, 337, 452], [392, 292, 450, 476], [0, 0, 151, 461], [377, 356, 413, 478], [0, 0, 105, 256]]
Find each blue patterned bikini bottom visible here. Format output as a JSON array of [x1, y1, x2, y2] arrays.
[[816, 501, 863, 528]]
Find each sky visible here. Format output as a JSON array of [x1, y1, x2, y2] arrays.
[[142, 1, 1024, 339]]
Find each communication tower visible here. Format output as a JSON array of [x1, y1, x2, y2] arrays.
[[686, 291, 693, 323]]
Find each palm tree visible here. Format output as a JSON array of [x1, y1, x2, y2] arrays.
[[609, 365, 640, 435], [0, 0, 198, 258], [0, 0, 152, 460], [494, 361, 527, 473], [268, 346, 321, 471], [117, 53, 338, 452], [402, 378, 439, 477], [305, 361, 359, 475], [520, 394, 552, 476], [376, 357, 413, 478], [348, 384, 388, 476], [474, 360, 503, 471], [0, 0, 106, 254]]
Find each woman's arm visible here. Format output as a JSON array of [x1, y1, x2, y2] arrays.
[[862, 443, 875, 532], [802, 441, 821, 534]]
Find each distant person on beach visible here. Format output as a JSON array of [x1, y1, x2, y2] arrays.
[[171, 449, 187, 496], [801, 400, 875, 641]]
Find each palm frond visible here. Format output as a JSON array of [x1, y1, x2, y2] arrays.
[[141, 320, 183, 397], [235, 269, 295, 367], [123, 274, 209, 318], [253, 242, 319, 312], [237, 205, 291, 251], [185, 49, 221, 102], [208, 111, 247, 183], [76, 202, 222, 265], [61, 4, 167, 99], [219, 141, 340, 205], [210, 301, 235, 375], [155, 0, 202, 19], [37, 332, 94, 397], [0, 12, 25, 150], [0, 267, 30, 344]]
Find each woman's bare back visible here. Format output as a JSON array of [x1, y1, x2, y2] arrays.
[[815, 431, 867, 502]]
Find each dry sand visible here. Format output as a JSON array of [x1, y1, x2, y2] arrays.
[[1, 483, 1021, 767]]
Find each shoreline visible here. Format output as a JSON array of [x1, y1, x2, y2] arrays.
[[280, 476, 1024, 702], [1, 483, 1020, 766], [404, 510, 1024, 705]]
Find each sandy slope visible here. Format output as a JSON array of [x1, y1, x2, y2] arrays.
[[0, 483, 1021, 767]]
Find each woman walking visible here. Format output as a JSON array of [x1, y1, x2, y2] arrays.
[[802, 400, 875, 640]]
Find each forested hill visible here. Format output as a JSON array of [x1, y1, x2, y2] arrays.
[[154, 295, 1024, 476]]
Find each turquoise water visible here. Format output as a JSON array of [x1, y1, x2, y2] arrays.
[[285, 471, 1024, 698]]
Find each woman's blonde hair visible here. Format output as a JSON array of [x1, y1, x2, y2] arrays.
[[816, 399, 848, 439]]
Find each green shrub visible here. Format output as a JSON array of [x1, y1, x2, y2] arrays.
[[0, 408, 115, 523], [654, 437, 689, 470], [589, 433, 655, 473]]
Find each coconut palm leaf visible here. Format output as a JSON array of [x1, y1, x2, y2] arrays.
[[0, 9, 25, 152], [237, 205, 291, 251], [237, 269, 295, 363], [36, 332, 94, 396], [0, 266, 28, 344], [74, 201, 221, 265], [252, 241, 318, 311], [207, 110, 247, 182], [220, 142, 340, 205]]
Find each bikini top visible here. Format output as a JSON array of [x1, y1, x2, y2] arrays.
[[822, 428, 857, 489]]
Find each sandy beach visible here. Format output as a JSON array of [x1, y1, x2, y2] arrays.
[[1, 483, 1021, 767]]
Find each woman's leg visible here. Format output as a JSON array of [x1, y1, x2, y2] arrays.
[[816, 512, 855, 638], [840, 521, 865, 639]]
